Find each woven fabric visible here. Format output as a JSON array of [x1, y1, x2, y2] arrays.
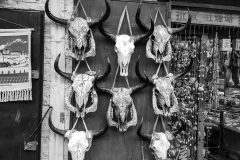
[[0, 29, 32, 102]]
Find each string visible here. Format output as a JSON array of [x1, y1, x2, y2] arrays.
[[160, 115, 166, 132], [72, 60, 81, 77], [117, 6, 126, 35], [79, 0, 88, 19], [125, 76, 130, 89], [71, 0, 81, 18], [0, 17, 32, 29], [158, 8, 168, 27], [125, 6, 132, 36], [82, 117, 89, 133], [85, 59, 92, 71], [71, 117, 79, 131], [112, 65, 119, 89], [163, 61, 169, 75], [155, 62, 162, 76], [153, 115, 160, 132]]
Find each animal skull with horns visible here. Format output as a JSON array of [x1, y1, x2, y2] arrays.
[[136, 57, 193, 116], [135, 2, 191, 63], [137, 115, 187, 160], [98, 8, 154, 76], [48, 107, 108, 160], [45, 0, 110, 60], [54, 53, 111, 117], [95, 81, 146, 132]]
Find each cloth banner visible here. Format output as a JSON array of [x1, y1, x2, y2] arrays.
[[0, 29, 32, 102]]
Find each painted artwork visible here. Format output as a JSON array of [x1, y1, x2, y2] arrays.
[[0, 29, 32, 102]]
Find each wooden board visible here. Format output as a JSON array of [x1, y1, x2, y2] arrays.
[[72, 0, 170, 160], [0, 8, 44, 160]]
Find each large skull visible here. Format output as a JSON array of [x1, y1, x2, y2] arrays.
[[137, 116, 187, 160], [65, 130, 93, 160], [48, 107, 108, 160], [152, 75, 179, 116], [98, 6, 154, 76], [65, 71, 98, 117], [95, 80, 146, 132], [135, 2, 191, 63], [136, 57, 193, 116], [54, 53, 111, 117], [45, 0, 110, 60], [115, 35, 135, 76], [150, 132, 170, 160]]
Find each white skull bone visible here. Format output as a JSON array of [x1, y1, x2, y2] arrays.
[[114, 35, 135, 76]]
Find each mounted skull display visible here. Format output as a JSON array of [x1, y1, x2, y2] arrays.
[[54, 54, 111, 117], [98, 6, 154, 76], [136, 58, 193, 116], [45, 0, 110, 60], [137, 115, 187, 160], [95, 82, 146, 132], [135, 2, 191, 63], [48, 107, 108, 160]]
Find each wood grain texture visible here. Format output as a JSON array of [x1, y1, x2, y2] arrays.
[[72, 0, 170, 160]]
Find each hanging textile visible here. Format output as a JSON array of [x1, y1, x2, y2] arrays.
[[0, 29, 32, 102]]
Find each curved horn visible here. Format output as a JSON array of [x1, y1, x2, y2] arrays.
[[135, 0, 149, 32], [45, 0, 68, 25], [133, 18, 154, 43], [96, 57, 111, 81], [98, 20, 116, 42], [131, 83, 147, 94], [137, 118, 151, 141], [135, 57, 153, 85], [92, 124, 108, 139], [88, 0, 111, 26], [173, 57, 193, 80], [54, 54, 73, 81], [48, 107, 68, 136], [94, 82, 113, 95], [172, 8, 191, 34]]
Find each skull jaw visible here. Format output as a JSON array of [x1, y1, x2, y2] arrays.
[[70, 150, 87, 160]]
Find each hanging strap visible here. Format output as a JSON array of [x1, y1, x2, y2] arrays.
[[117, 5, 132, 36], [112, 6, 132, 89], [155, 8, 168, 27], [70, 117, 79, 131], [26, 106, 51, 141]]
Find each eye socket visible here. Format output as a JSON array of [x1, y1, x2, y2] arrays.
[[82, 27, 88, 32]]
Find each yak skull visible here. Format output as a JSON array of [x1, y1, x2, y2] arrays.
[[48, 107, 108, 160], [150, 132, 171, 160], [96, 81, 146, 132], [98, 8, 154, 76], [54, 53, 111, 117], [45, 0, 110, 60], [135, 2, 191, 63], [136, 57, 193, 116], [115, 35, 135, 76]]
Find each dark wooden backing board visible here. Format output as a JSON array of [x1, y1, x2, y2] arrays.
[[0, 9, 44, 160], [71, 0, 170, 160]]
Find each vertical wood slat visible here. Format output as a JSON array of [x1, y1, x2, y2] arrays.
[[48, 0, 72, 160]]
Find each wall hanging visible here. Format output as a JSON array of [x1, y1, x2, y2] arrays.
[[0, 29, 32, 102]]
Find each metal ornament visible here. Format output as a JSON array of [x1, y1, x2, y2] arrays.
[[45, 0, 110, 60], [98, 5, 154, 76], [136, 57, 193, 116], [54, 53, 111, 117], [135, 1, 191, 63], [48, 107, 108, 160]]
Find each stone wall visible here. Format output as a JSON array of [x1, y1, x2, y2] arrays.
[[0, 0, 73, 160]]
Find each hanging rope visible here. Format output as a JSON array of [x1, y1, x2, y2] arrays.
[[71, 117, 79, 131]]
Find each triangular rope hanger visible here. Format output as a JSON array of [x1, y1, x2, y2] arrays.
[[111, 6, 133, 89]]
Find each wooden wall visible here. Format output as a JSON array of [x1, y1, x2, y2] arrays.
[[72, 0, 170, 160], [0, 9, 44, 160]]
